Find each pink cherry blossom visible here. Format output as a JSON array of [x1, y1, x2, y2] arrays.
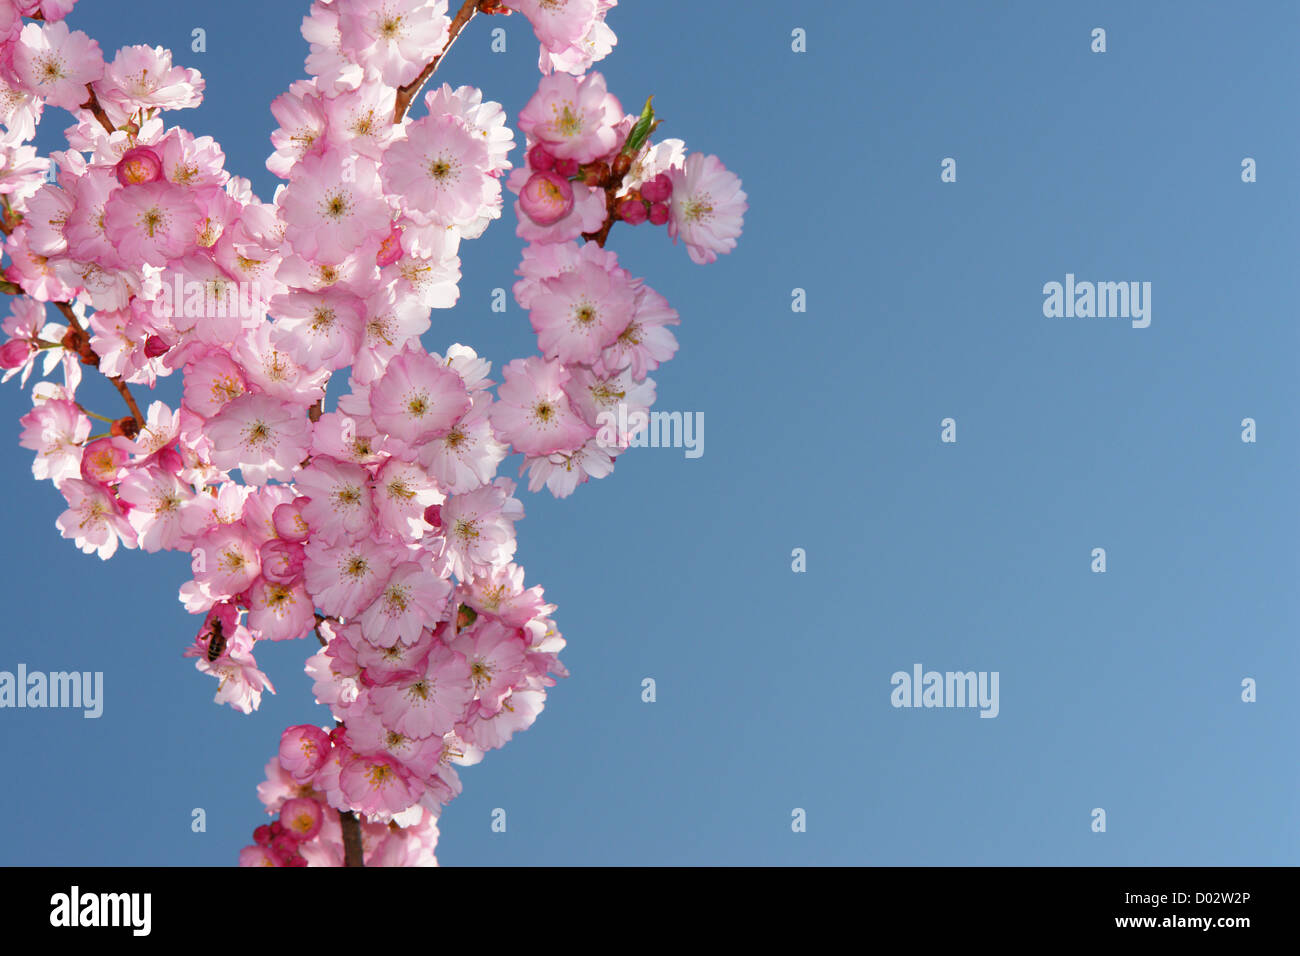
[[666, 152, 747, 265]]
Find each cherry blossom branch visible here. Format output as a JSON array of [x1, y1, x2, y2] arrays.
[[392, 0, 507, 123], [79, 83, 116, 135], [53, 302, 146, 432], [582, 120, 663, 248]]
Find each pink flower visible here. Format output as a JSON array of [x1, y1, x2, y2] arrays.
[[368, 343, 471, 444], [527, 258, 636, 364], [336, 0, 450, 88], [279, 724, 332, 782], [181, 348, 246, 419], [193, 523, 262, 596], [511, 0, 599, 53], [491, 356, 592, 456], [279, 148, 390, 264], [380, 114, 493, 229], [338, 752, 419, 817], [295, 457, 375, 543], [102, 181, 202, 267], [417, 394, 507, 495], [269, 289, 365, 372], [451, 619, 527, 716], [592, 284, 679, 380], [517, 71, 622, 164], [268, 79, 328, 179], [303, 535, 396, 618], [279, 797, 324, 840], [247, 576, 315, 642], [373, 457, 443, 539], [11, 21, 105, 111], [19, 398, 90, 486], [194, 626, 275, 714], [55, 478, 136, 559], [667, 152, 747, 265], [370, 642, 474, 739], [439, 479, 523, 580], [356, 560, 453, 648], [203, 394, 312, 485], [98, 44, 204, 114]]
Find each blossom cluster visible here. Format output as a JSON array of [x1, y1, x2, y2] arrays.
[[0, 0, 743, 866]]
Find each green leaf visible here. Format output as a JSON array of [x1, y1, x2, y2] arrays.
[[621, 96, 655, 157]]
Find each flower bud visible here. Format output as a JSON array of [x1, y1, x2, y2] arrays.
[[618, 198, 648, 225], [641, 173, 673, 203], [0, 339, 32, 368], [553, 157, 579, 178], [279, 724, 331, 782], [115, 146, 164, 186], [272, 500, 311, 542], [109, 416, 140, 440], [519, 171, 574, 226], [648, 202, 670, 226], [143, 334, 170, 358], [260, 538, 305, 584], [528, 144, 556, 172]]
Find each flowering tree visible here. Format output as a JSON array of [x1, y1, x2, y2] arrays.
[[0, 0, 744, 866]]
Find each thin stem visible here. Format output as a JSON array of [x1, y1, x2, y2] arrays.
[[79, 84, 116, 136], [53, 301, 145, 429], [392, 0, 492, 123]]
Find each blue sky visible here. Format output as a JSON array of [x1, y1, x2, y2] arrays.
[[0, 0, 1295, 865]]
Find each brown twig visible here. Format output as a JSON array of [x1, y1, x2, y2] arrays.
[[392, 0, 505, 123], [339, 809, 366, 867], [53, 302, 145, 429], [79, 84, 116, 136]]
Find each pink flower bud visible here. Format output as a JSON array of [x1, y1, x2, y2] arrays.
[[618, 198, 648, 225], [279, 724, 331, 782], [157, 446, 183, 474], [0, 339, 32, 368], [641, 173, 673, 203], [252, 825, 272, 847], [519, 171, 575, 226], [143, 334, 170, 358], [423, 503, 442, 528], [272, 500, 311, 542], [279, 797, 324, 841], [115, 146, 164, 186], [528, 144, 555, 172], [553, 157, 579, 177], [260, 538, 305, 584], [648, 202, 670, 226]]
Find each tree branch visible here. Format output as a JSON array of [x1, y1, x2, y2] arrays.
[[392, 0, 505, 123], [53, 302, 145, 430], [339, 809, 365, 867], [79, 84, 116, 136]]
